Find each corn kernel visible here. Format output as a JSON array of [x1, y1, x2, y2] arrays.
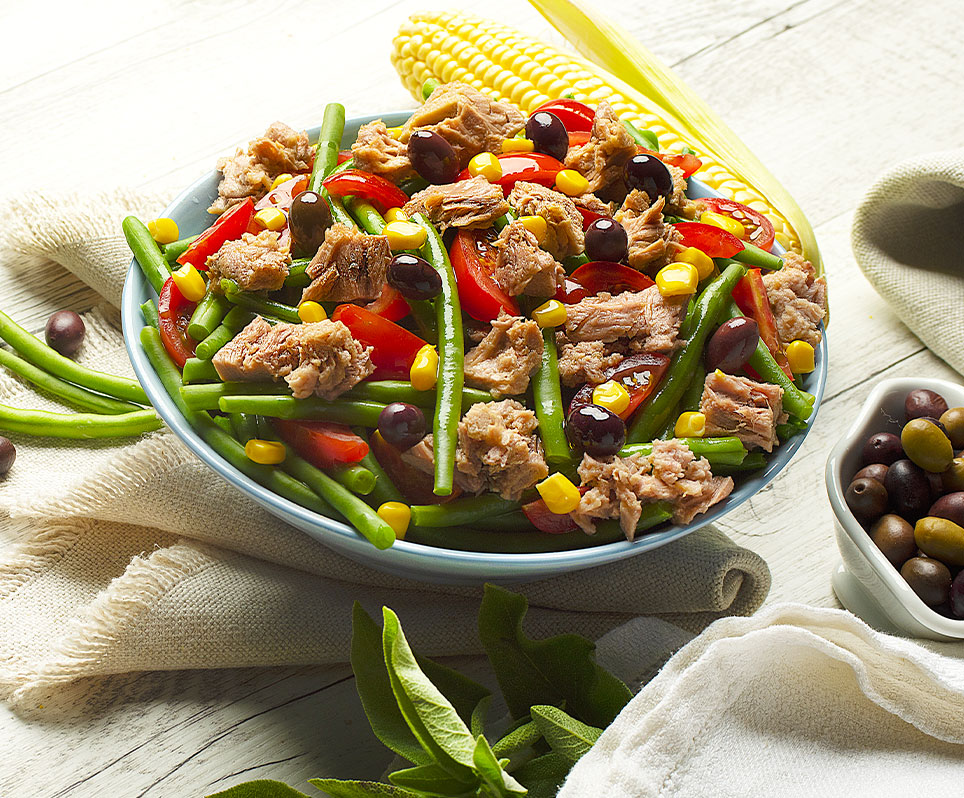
[[519, 214, 547, 243], [385, 220, 428, 250], [244, 439, 286, 465], [147, 217, 179, 245], [592, 380, 631, 415], [674, 412, 706, 438], [700, 210, 745, 239], [468, 152, 504, 181], [410, 344, 439, 391], [385, 207, 409, 223], [270, 173, 293, 191], [536, 472, 582, 515], [555, 169, 589, 196], [786, 340, 815, 374], [298, 301, 327, 323], [502, 137, 535, 153], [377, 501, 411, 539], [171, 263, 206, 302], [531, 299, 567, 328], [674, 247, 715, 280], [386, 126, 404, 139], [655, 263, 699, 297], [254, 207, 287, 231]]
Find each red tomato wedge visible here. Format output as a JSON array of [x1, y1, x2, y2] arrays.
[[674, 222, 745, 259], [177, 198, 256, 269], [336, 149, 353, 164], [575, 205, 610, 230], [366, 284, 410, 322], [522, 495, 580, 534], [158, 277, 196, 368], [637, 148, 702, 178], [457, 152, 565, 193], [255, 175, 309, 214], [554, 277, 590, 305], [369, 430, 459, 505], [699, 198, 775, 253], [569, 352, 671, 421], [273, 419, 368, 468], [321, 169, 410, 214], [732, 268, 794, 380], [568, 130, 591, 149], [331, 304, 426, 380], [449, 228, 520, 321], [534, 99, 596, 132], [569, 261, 656, 296]]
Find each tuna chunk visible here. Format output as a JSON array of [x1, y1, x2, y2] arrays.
[[700, 371, 788, 453], [206, 231, 290, 293], [666, 164, 697, 218], [403, 176, 509, 231], [301, 223, 391, 303], [351, 120, 415, 183], [213, 316, 374, 400], [210, 122, 312, 214], [556, 338, 626, 387], [464, 311, 543, 396], [571, 440, 734, 538], [615, 192, 683, 272], [563, 286, 687, 353], [763, 252, 828, 347], [455, 400, 548, 501], [399, 82, 525, 168], [492, 221, 565, 297], [573, 192, 614, 218], [563, 101, 637, 193], [508, 182, 584, 260]]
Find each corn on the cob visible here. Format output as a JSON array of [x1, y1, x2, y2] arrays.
[[391, 12, 803, 257]]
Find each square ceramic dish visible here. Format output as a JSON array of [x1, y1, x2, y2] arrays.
[[827, 376, 964, 640], [122, 112, 828, 585]]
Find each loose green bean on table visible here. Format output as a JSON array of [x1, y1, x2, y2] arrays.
[[0, 403, 160, 439]]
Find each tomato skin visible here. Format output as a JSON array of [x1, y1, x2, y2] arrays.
[[731, 268, 794, 380], [522, 495, 580, 534], [534, 99, 596, 133], [575, 205, 610, 230], [369, 430, 459, 505], [336, 150, 353, 164], [330, 304, 426, 380], [322, 169, 410, 214], [673, 222, 745, 259], [699, 197, 775, 252], [449, 229, 519, 322], [158, 277, 196, 368], [569, 261, 656, 296], [638, 148, 702, 178], [254, 175, 309, 214], [568, 352, 671, 421], [568, 130, 591, 149], [273, 419, 368, 468], [457, 152, 565, 193], [366, 284, 410, 322], [554, 277, 590, 305], [178, 198, 256, 269]]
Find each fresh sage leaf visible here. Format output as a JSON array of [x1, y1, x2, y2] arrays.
[[388, 762, 478, 794], [206, 780, 313, 798], [490, 720, 542, 759], [350, 603, 431, 766], [470, 695, 491, 738], [472, 735, 528, 797], [510, 753, 572, 798], [416, 654, 490, 726], [478, 585, 632, 727], [530, 705, 603, 763], [308, 778, 424, 797]]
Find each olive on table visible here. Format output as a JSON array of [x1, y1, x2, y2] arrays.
[[914, 516, 964, 566], [377, 402, 427, 451], [942, 456, 964, 493], [861, 432, 903, 466], [0, 436, 15, 476], [705, 317, 760, 373], [289, 190, 332, 258], [928, 492, 964, 528], [869, 514, 917, 568], [584, 218, 628, 263], [901, 556, 952, 606], [624, 154, 673, 201], [845, 477, 888, 524], [884, 459, 932, 520], [566, 404, 626, 458], [525, 111, 569, 162], [854, 463, 889, 484], [407, 130, 460, 184], [950, 570, 964, 618], [900, 418, 953, 473], [45, 310, 85, 357], [939, 407, 964, 449], [905, 388, 948, 422], [387, 254, 443, 300]]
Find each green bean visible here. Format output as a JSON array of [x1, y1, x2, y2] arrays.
[[0, 309, 149, 405], [230, 412, 259, 444], [399, 176, 429, 196], [182, 357, 220, 384], [218, 394, 385, 426], [620, 436, 747, 467], [328, 158, 355, 177], [330, 463, 376, 495], [194, 324, 233, 361], [777, 417, 808, 440], [187, 289, 231, 341], [343, 197, 386, 235], [212, 414, 233, 434], [162, 235, 199, 264], [733, 244, 783, 271], [622, 120, 660, 151], [422, 78, 440, 100], [327, 193, 355, 228], [285, 258, 312, 289], [352, 427, 404, 506], [0, 347, 140, 415], [712, 452, 767, 474], [594, 502, 674, 539], [410, 494, 521, 527], [141, 299, 160, 330], [532, 328, 572, 466], [220, 279, 301, 324], [468, 512, 534, 533], [0, 403, 160, 439], [122, 216, 171, 294], [309, 102, 346, 193], [343, 380, 492, 409], [627, 263, 745, 443], [412, 212, 464, 496], [181, 382, 290, 410], [562, 253, 590, 272], [493, 210, 517, 232], [681, 365, 706, 413], [657, 411, 678, 440]]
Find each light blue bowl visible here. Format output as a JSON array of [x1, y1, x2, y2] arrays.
[[122, 112, 827, 585]]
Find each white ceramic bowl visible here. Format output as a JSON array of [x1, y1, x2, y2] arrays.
[[826, 376, 964, 640]]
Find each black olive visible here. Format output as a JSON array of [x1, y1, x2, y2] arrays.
[[45, 310, 85, 357], [905, 389, 948, 422], [407, 130, 460, 184], [845, 477, 888, 524], [950, 570, 964, 618], [704, 317, 759, 373], [884, 459, 931, 521], [387, 254, 443, 301], [566, 405, 625, 458], [525, 111, 568, 162], [584, 218, 628, 263], [901, 556, 951, 606], [624, 154, 672, 201], [0, 436, 15, 476], [377, 402, 427, 451], [862, 431, 903, 465], [289, 191, 332, 258]]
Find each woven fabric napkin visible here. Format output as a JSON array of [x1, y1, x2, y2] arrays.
[[0, 191, 770, 711]]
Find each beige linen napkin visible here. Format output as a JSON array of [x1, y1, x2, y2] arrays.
[[0, 192, 770, 711]]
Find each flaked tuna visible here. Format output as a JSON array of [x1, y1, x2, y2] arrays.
[[404, 176, 509, 231], [615, 192, 683, 272], [351, 120, 415, 183], [507, 181, 584, 260], [563, 101, 636, 193], [301, 223, 391, 303], [464, 311, 543, 396], [700, 371, 788, 452], [492, 220, 565, 297], [206, 230, 290, 293], [763, 252, 828, 347]]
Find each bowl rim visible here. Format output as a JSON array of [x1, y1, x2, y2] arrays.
[[121, 110, 828, 578], [825, 375, 964, 635]]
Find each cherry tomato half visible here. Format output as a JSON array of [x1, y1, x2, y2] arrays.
[[569, 261, 656, 297], [699, 197, 775, 252], [522, 494, 580, 534], [638, 148, 703, 179], [673, 222, 745, 259], [322, 169, 410, 214], [569, 352, 671, 421], [158, 276, 196, 368], [575, 205, 610, 230], [449, 228, 519, 321], [456, 152, 565, 193], [534, 99, 596, 133], [273, 419, 369, 468], [369, 430, 459, 505], [731, 268, 793, 380], [568, 130, 591, 149]]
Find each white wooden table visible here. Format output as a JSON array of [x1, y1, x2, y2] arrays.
[[1, 0, 962, 794]]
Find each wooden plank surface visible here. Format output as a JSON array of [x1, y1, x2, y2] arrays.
[[2, 0, 962, 794]]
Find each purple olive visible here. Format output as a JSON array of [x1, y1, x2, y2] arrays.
[[525, 111, 569, 162], [584, 218, 628, 263], [625, 154, 672, 201], [566, 404, 626, 458], [407, 130, 460, 184], [905, 389, 948, 422], [884, 459, 931, 521], [862, 432, 903, 466], [387, 254, 442, 300], [0, 436, 15, 476], [289, 190, 332, 258], [950, 570, 964, 618], [854, 463, 889, 484], [929, 492, 964, 528], [377, 402, 427, 451], [704, 317, 759, 373], [845, 477, 888, 524], [45, 310, 85, 357]]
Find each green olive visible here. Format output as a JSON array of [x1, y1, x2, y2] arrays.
[[939, 407, 964, 449], [900, 418, 953, 473], [942, 457, 964, 492], [914, 515, 964, 566]]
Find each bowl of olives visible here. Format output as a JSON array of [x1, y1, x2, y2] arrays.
[[826, 378, 964, 640]]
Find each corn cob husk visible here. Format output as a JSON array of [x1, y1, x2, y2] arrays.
[[391, 11, 813, 268]]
